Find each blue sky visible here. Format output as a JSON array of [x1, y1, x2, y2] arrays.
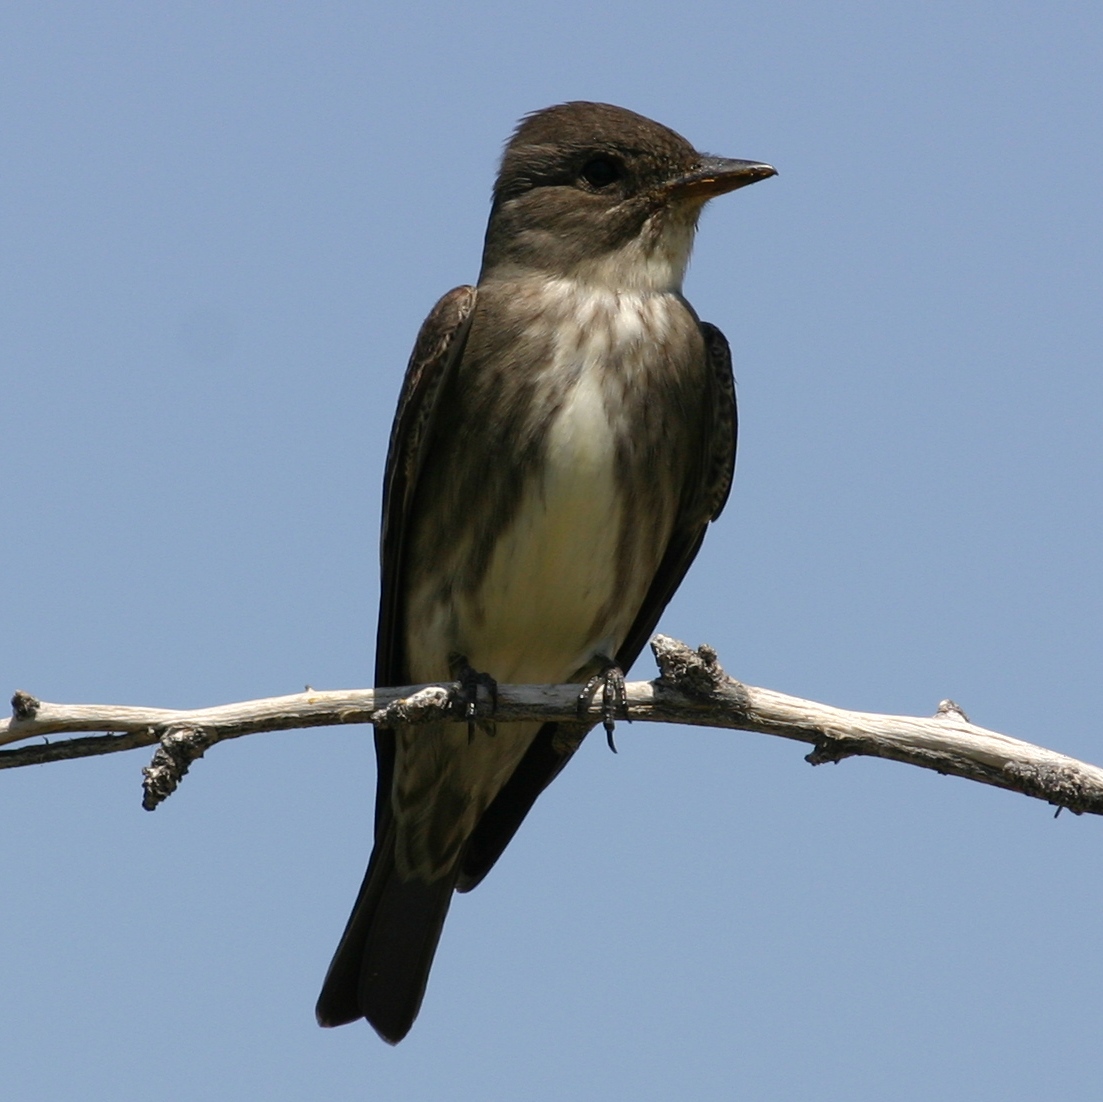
[[2, 3, 1102, 1099]]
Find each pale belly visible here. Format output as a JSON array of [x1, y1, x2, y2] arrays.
[[456, 368, 644, 683]]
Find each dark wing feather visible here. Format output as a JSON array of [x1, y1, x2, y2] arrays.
[[613, 321, 736, 666], [458, 320, 737, 891], [375, 284, 478, 683], [372, 285, 477, 834]]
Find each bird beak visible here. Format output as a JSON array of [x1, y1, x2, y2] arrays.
[[665, 156, 777, 201]]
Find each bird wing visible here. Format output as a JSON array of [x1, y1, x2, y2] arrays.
[[457, 320, 737, 890], [372, 284, 478, 834], [614, 321, 737, 665], [317, 286, 477, 1034]]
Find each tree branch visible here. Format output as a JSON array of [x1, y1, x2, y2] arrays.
[[3, 636, 1101, 817]]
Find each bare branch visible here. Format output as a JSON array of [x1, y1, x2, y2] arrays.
[[4, 636, 1101, 817]]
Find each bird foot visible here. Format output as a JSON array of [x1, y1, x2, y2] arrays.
[[577, 657, 629, 752], [448, 654, 498, 740]]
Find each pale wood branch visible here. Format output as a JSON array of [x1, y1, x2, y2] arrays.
[[3, 636, 1101, 816]]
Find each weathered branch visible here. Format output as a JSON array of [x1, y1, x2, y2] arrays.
[[3, 636, 1101, 817]]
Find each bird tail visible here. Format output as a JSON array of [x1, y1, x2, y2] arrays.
[[315, 823, 457, 1044]]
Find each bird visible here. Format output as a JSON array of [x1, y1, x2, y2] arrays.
[[315, 101, 775, 1043]]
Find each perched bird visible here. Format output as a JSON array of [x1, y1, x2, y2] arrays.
[[316, 101, 775, 1043]]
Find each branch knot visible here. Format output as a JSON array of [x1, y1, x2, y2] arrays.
[[370, 686, 453, 728], [936, 699, 971, 722], [650, 635, 728, 698], [1002, 760, 1095, 816], [11, 691, 40, 721], [142, 727, 216, 811]]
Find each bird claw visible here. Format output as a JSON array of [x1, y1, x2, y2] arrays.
[[449, 655, 498, 740], [577, 658, 629, 752]]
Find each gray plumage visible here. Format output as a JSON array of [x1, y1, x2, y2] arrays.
[[316, 101, 774, 1043]]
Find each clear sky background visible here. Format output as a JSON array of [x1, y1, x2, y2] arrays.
[[2, 3, 1101, 1099]]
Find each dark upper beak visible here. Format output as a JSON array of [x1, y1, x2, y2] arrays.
[[665, 155, 777, 201]]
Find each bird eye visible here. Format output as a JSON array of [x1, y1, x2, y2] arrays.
[[579, 156, 622, 189]]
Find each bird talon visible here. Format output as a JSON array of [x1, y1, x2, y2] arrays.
[[449, 655, 498, 740], [578, 658, 628, 753], [604, 719, 618, 754]]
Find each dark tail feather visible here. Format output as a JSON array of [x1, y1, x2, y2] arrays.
[[316, 826, 457, 1044]]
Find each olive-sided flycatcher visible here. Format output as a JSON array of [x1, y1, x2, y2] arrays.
[[316, 102, 775, 1043]]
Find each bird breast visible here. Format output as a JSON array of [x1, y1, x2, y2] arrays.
[[464, 355, 627, 683]]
